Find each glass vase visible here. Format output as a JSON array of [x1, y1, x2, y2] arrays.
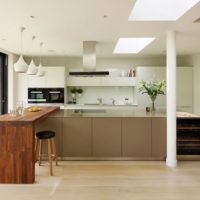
[[150, 95, 157, 111]]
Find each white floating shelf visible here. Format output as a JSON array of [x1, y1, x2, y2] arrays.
[[66, 77, 136, 87]]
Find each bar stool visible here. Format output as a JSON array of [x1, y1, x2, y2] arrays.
[[35, 130, 58, 176]]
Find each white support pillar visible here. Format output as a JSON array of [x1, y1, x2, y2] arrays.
[[166, 31, 177, 167]]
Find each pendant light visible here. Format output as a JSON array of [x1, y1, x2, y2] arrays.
[[14, 27, 28, 73], [27, 36, 38, 75], [37, 42, 45, 77]]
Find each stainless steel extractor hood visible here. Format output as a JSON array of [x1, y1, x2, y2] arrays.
[[69, 41, 109, 76], [83, 41, 96, 71]]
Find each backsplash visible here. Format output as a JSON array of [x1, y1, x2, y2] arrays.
[[67, 86, 137, 105]]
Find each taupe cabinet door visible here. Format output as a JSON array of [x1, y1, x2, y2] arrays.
[[152, 118, 166, 157], [35, 117, 63, 157], [122, 118, 151, 157], [93, 118, 122, 157], [62, 118, 92, 157]]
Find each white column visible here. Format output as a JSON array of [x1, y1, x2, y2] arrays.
[[166, 31, 177, 167]]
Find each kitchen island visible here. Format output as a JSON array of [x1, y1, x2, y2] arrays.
[[36, 109, 167, 161], [36, 109, 200, 161], [0, 106, 59, 184]]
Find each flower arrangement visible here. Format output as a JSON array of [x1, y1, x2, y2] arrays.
[[138, 80, 166, 111]]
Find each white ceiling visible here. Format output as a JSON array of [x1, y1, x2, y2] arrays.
[[0, 0, 200, 57]]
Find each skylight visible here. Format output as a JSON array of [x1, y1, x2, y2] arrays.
[[129, 0, 200, 21], [113, 38, 155, 54]]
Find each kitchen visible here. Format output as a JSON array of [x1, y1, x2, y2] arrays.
[[0, 0, 200, 199]]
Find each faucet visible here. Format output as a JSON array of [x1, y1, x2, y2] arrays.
[[97, 98, 103, 105], [110, 98, 115, 105]]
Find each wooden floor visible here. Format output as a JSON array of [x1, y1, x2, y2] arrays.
[[0, 161, 200, 200]]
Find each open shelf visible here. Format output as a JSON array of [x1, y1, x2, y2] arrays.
[[66, 77, 137, 87]]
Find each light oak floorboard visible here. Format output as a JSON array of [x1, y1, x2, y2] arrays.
[[0, 161, 200, 200]]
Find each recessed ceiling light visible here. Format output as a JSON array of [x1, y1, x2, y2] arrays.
[[103, 15, 108, 18], [30, 16, 35, 19], [129, 0, 200, 21], [194, 17, 200, 23], [48, 50, 56, 53], [1, 38, 6, 41], [113, 38, 155, 54]]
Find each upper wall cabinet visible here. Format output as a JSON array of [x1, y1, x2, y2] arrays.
[[177, 67, 193, 107], [66, 77, 136, 87], [28, 67, 65, 88]]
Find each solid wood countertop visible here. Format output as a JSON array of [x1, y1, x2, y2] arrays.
[[0, 106, 60, 127]]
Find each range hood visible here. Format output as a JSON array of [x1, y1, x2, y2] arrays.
[[69, 41, 109, 76], [69, 71, 109, 76], [83, 41, 96, 71]]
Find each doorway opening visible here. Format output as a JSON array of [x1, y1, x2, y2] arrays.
[[0, 52, 8, 115]]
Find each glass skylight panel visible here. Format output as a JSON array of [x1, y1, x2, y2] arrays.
[[113, 38, 155, 54], [129, 0, 200, 21]]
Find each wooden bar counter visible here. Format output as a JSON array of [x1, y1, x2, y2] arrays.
[[0, 106, 59, 184]]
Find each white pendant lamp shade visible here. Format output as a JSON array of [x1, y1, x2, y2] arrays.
[[27, 59, 38, 75], [27, 35, 38, 75], [37, 63, 45, 76], [36, 42, 45, 77], [14, 55, 28, 73], [14, 27, 28, 73]]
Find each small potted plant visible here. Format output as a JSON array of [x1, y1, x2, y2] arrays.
[[139, 80, 166, 111], [77, 88, 83, 98], [70, 88, 77, 98]]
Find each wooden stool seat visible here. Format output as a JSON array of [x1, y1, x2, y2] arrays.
[[35, 131, 58, 176]]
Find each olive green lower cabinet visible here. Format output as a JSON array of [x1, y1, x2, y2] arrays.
[[62, 118, 92, 157], [122, 118, 152, 157], [92, 118, 122, 157], [35, 117, 63, 157]]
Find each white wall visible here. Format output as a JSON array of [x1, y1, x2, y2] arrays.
[[136, 66, 193, 112], [68, 86, 137, 105], [24, 55, 193, 68]]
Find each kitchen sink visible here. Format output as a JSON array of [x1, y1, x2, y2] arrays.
[[84, 103, 114, 106], [73, 109, 106, 114]]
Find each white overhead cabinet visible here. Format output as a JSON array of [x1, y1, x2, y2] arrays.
[[16, 66, 65, 103], [28, 67, 65, 88], [45, 67, 65, 87], [177, 67, 193, 108], [66, 77, 136, 86], [28, 74, 45, 87]]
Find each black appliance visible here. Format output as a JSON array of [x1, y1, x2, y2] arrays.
[[48, 88, 64, 103], [28, 88, 64, 104], [28, 88, 48, 103]]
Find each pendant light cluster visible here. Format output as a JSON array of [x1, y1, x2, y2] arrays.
[[14, 27, 45, 77]]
